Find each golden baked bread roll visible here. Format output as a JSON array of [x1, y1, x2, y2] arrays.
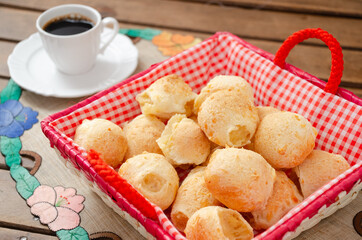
[[124, 114, 165, 159], [250, 171, 303, 230], [157, 114, 210, 166], [293, 150, 350, 197], [205, 148, 275, 212], [198, 90, 259, 147], [194, 75, 254, 113], [74, 118, 127, 168], [184, 206, 254, 240], [171, 167, 222, 232], [136, 74, 197, 119], [200, 145, 223, 167], [244, 106, 280, 151], [254, 111, 317, 169], [118, 153, 179, 210], [256, 106, 280, 120]]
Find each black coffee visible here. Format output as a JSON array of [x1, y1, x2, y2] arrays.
[[43, 16, 94, 36]]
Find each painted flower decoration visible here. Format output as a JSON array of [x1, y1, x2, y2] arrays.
[[152, 31, 202, 56], [27, 185, 85, 232], [0, 100, 38, 138]]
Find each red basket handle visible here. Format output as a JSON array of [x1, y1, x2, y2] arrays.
[[274, 28, 344, 94]]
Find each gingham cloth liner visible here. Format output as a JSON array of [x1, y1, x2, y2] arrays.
[[46, 32, 361, 239]]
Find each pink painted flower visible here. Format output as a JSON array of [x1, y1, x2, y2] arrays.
[[27, 185, 85, 231]]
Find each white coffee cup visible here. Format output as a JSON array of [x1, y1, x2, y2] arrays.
[[36, 4, 119, 75]]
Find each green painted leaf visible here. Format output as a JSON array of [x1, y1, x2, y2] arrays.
[[120, 28, 161, 40], [0, 136, 22, 167], [119, 28, 129, 34], [10, 165, 40, 199], [5, 151, 21, 167], [127, 29, 142, 38], [139, 28, 161, 40], [0, 79, 22, 103], [56, 226, 89, 240]]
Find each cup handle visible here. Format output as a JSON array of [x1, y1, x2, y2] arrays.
[[99, 17, 119, 54]]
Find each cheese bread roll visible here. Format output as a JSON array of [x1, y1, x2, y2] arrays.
[[194, 75, 254, 113], [254, 111, 317, 169], [118, 153, 179, 210], [185, 206, 254, 240], [200, 145, 223, 167], [124, 114, 165, 159], [294, 150, 350, 197], [136, 74, 197, 119], [157, 114, 210, 166], [198, 90, 259, 147], [250, 171, 303, 230], [205, 148, 275, 212], [244, 106, 280, 151], [256, 106, 280, 120], [74, 118, 127, 168], [171, 167, 222, 232]]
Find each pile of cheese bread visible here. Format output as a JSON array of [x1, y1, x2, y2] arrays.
[[74, 75, 350, 240]]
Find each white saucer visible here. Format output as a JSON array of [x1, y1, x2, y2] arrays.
[[7, 29, 138, 98]]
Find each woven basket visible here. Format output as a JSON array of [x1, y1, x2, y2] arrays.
[[41, 29, 362, 240]]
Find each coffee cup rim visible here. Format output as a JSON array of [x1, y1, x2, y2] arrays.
[[36, 4, 102, 38]]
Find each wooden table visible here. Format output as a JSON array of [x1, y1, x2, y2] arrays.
[[0, 1, 361, 239]]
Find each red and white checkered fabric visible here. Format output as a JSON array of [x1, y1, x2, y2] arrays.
[[47, 32, 361, 239], [154, 204, 187, 240]]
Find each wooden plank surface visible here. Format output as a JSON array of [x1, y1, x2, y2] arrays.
[[181, 0, 362, 17], [0, 169, 54, 235], [0, 7, 37, 41], [0, 227, 57, 239], [0, 77, 9, 88], [1, 0, 362, 49], [0, 41, 14, 77]]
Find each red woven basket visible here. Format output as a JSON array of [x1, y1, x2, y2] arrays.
[[41, 28, 362, 240]]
